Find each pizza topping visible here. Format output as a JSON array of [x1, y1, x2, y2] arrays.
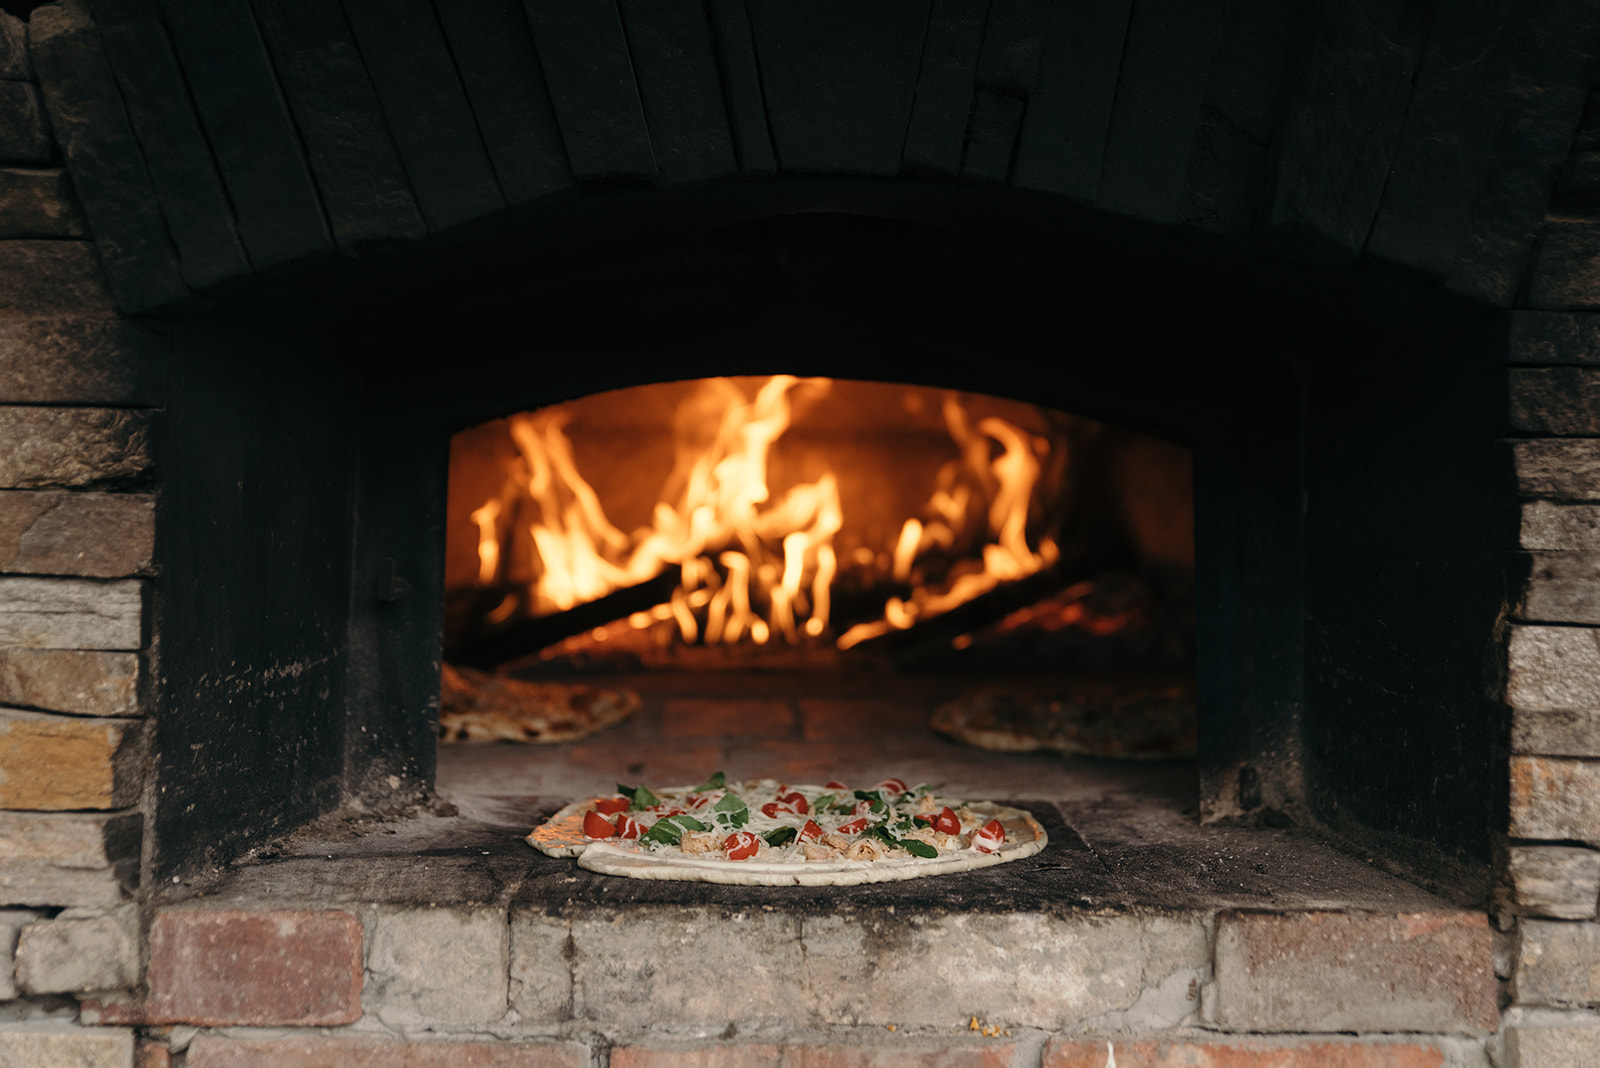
[[824, 780, 849, 790], [582, 811, 618, 838], [845, 839, 882, 861], [694, 770, 727, 791], [835, 817, 869, 835], [712, 792, 750, 830], [762, 826, 798, 848], [877, 777, 908, 797], [641, 814, 709, 848], [778, 791, 809, 814], [931, 807, 962, 835], [802, 841, 840, 861], [616, 782, 661, 811], [616, 814, 645, 839], [798, 819, 824, 842], [971, 818, 1007, 853], [724, 831, 761, 860], [680, 831, 721, 854], [593, 797, 631, 816]]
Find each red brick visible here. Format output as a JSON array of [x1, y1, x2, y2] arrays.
[[145, 909, 363, 1026], [611, 1041, 1017, 1068], [1213, 910, 1498, 1033], [1044, 1038, 1446, 1068], [662, 699, 795, 738], [186, 1035, 588, 1067], [136, 1039, 171, 1068], [77, 991, 148, 1025], [798, 698, 928, 740]]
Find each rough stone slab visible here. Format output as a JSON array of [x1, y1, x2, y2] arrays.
[[28, 3, 190, 313], [507, 906, 572, 1024], [1264, 0, 1427, 266], [1509, 847, 1600, 920], [1507, 1023, 1600, 1068], [339, 0, 505, 231], [1523, 503, 1600, 551], [251, 0, 426, 252], [430, 0, 575, 206], [0, 241, 113, 319], [1516, 440, 1600, 501], [975, 0, 1042, 96], [1516, 710, 1600, 758], [902, 0, 986, 175], [1446, 1, 1600, 306], [158, 0, 332, 271], [747, 0, 928, 176], [1511, 756, 1600, 842], [0, 407, 151, 490], [1511, 368, 1600, 435], [1517, 552, 1600, 625], [1095, 0, 1229, 224], [619, 0, 738, 187], [0, 577, 141, 649], [0, 168, 86, 238], [0, 707, 144, 809], [524, 2, 655, 181], [186, 1035, 588, 1068], [1364, 0, 1519, 277], [135, 1042, 167, 1068], [1515, 920, 1600, 1008], [0, 12, 28, 79], [614, 1040, 1025, 1068], [1013, 0, 1133, 200], [366, 906, 507, 1027], [1212, 910, 1497, 1033], [1530, 218, 1600, 311], [15, 905, 137, 993], [0, 648, 138, 717], [1511, 312, 1600, 366], [1046, 1038, 1452, 1067], [146, 909, 363, 1026], [0, 491, 153, 577], [960, 89, 1023, 182], [0, 908, 43, 999], [705, 0, 776, 175], [0, 1025, 132, 1068], [0, 80, 53, 164], [90, 15, 251, 292], [1507, 624, 1600, 713], [0, 810, 140, 907], [0, 319, 165, 405]]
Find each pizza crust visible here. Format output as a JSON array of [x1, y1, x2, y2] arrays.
[[932, 680, 1196, 759], [527, 786, 1047, 886], [438, 662, 639, 743]]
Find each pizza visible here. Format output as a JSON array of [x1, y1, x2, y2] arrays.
[[931, 680, 1196, 759], [527, 773, 1047, 886], [438, 662, 640, 743]]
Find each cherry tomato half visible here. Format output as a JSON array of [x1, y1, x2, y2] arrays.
[[971, 819, 1006, 853], [779, 791, 809, 814], [877, 777, 908, 796], [582, 811, 618, 838], [616, 815, 645, 839], [760, 802, 782, 819], [824, 780, 849, 790], [798, 819, 824, 842], [593, 797, 630, 815], [725, 831, 760, 860], [932, 806, 961, 835], [835, 817, 869, 835]]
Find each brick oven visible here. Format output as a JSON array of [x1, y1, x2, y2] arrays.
[[3, 0, 1600, 1065]]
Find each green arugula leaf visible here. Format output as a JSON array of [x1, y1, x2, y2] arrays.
[[616, 783, 637, 799], [853, 789, 878, 801], [694, 770, 726, 792], [868, 798, 887, 815], [641, 819, 684, 847], [762, 826, 797, 848], [712, 792, 749, 829], [813, 792, 836, 812], [902, 839, 938, 859], [892, 818, 916, 834], [674, 815, 708, 832], [628, 784, 660, 811]]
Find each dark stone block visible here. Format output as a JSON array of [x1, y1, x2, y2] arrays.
[[1515, 440, 1600, 501], [0, 11, 29, 79], [1181, 0, 1316, 235], [1364, 0, 1519, 277], [0, 80, 52, 164], [1096, 0, 1230, 224], [0, 319, 166, 405], [91, 15, 252, 291], [0, 241, 114, 319], [1263, 0, 1432, 266], [705, 0, 775, 175], [975, 0, 1042, 96], [1528, 217, 1600, 312], [902, 0, 986, 175], [1577, 90, 1600, 154], [1517, 552, 1600, 625], [1564, 151, 1600, 194], [28, 3, 188, 313], [433, 0, 575, 206], [1444, 0, 1600, 306], [341, 0, 505, 231], [251, 0, 426, 251], [961, 89, 1022, 182], [747, 0, 929, 175], [1510, 368, 1600, 435], [618, 0, 736, 186], [1510, 312, 1600, 366], [0, 167, 87, 238], [523, 1, 655, 180], [1012, 0, 1133, 200], [159, 0, 332, 271]]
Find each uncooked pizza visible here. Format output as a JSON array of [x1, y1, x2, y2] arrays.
[[438, 662, 640, 743], [527, 773, 1048, 886], [932, 679, 1197, 759]]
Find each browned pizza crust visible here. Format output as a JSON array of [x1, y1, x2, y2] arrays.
[[931, 679, 1197, 759], [438, 663, 639, 743]]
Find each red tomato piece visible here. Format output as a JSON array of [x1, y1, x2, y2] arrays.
[[760, 802, 782, 819], [593, 797, 630, 815], [835, 817, 869, 835], [725, 831, 760, 860], [971, 819, 1006, 853], [582, 811, 618, 838], [913, 814, 935, 826], [852, 799, 873, 817], [932, 807, 961, 835], [824, 780, 849, 790], [779, 791, 809, 814], [685, 793, 711, 810], [798, 819, 823, 842], [877, 777, 908, 796], [616, 815, 645, 839]]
